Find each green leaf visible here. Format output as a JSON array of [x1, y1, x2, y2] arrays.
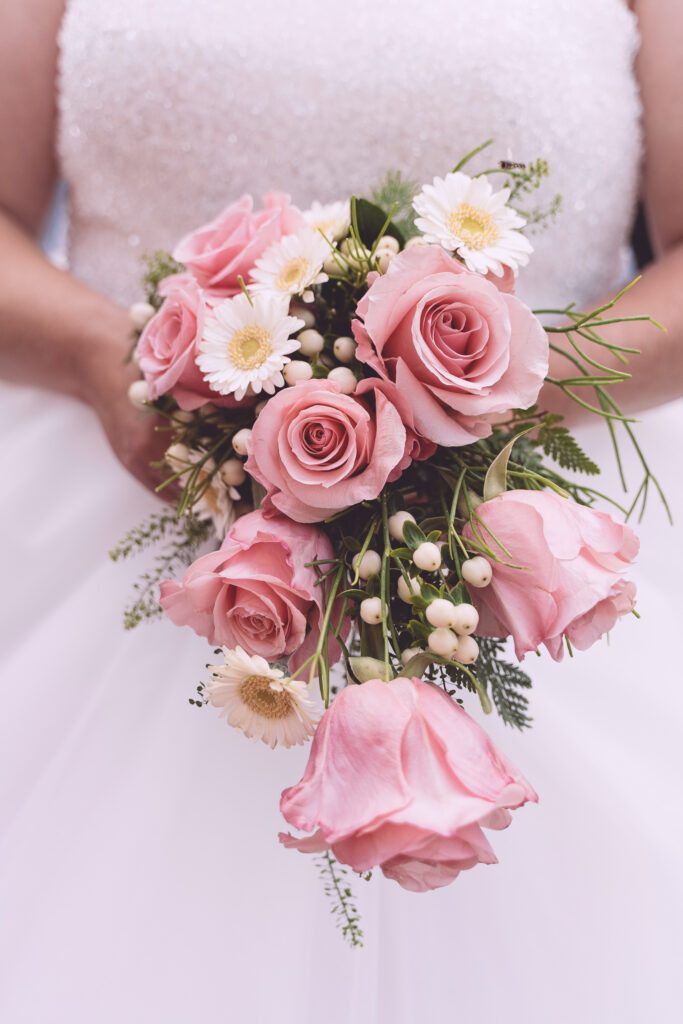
[[353, 197, 405, 248], [349, 656, 392, 683], [483, 428, 533, 501], [402, 520, 426, 550], [397, 652, 433, 679]]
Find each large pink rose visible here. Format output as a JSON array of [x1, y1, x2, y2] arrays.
[[174, 193, 305, 299], [352, 246, 549, 446], [159, 509, 335, 670], [280, 677, 537, 892], [463, 490, 639, 661], [136, 275, 243, 411], [245, 380, 407, 524]]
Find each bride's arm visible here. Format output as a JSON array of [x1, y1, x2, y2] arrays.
[[0, 0, 166, 491], [545, 0, 683, 417]]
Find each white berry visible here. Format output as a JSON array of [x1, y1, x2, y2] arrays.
[[453, 635, 480, 665], [220, 458, 246, 487], [353, 550, 382, 580], [451, 603, 480, 636], [283, 360, 313, 386], [232, 428, 252, 457], [376, 235, 400, 255], [413, 542, 442, 572], [388, 511, 416, 541], [297, 329, 325, 357], [461, 556, 493, 588], [400, 647, 423, 666], [360, 597, 383, 625], [405, 236, 430, 250], [427, 628, 459, 658], [376, 250, 395, 274], [129, 301, 155, 330], [425, 598, 458, 630], [323, 252, 343, 276], [327, 367, 357, 394], [397, 575, 422, 602], [333, 336, 357, 363], [291, 305, 316, 329], [127, 379, 149, 409]]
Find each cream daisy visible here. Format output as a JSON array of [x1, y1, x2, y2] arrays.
[[165, 443, 240, 539], [412, 171, 533, 276], [206, 646, 321, 748], [197, 291, 304, 401], [303, 199, 351, 242], [250, 229, 329, 297]]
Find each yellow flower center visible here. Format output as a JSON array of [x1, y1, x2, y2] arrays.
[[239, 675, 293, 720], [228, 325, 273, 370], [276, 256, 312, 292], [447, 203, 500, 251]]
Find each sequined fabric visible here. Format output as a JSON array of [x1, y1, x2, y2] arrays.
[[57, 0, 641, 310]]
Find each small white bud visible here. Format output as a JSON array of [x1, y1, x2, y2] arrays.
[[425, 598, 458, 630], [405, 236, 430, 250], [323, 252, 343, 276], [397, 575, 422, 602], [127, 379, 149, 409], [232, 428, 252, 457], [172, 410, 194, 425], [297, 329, 325, 357], [413, 542, 442, 572], [453, 635, 480, 665], [376, 235, 400, 255], [427, 628, 459, 658], [450, 603, 480, 636], [327, 366, 357, 394], [301, 289, 314, 304], [388, 510, 416, 541], [341, 239, 371, 268], [220, 458, 246, 487], [461, 556, 493, 588], [360, 596, 383, 625], [291, 305, 316, 329], [165, 443, 190, 469], [333, 336, 357, 363], [129, 301, 156, 330], [400, 647, 423, 666], [353, 550, 382, 580], [283, 360, 314, 386], [376, 250, 395, 274]]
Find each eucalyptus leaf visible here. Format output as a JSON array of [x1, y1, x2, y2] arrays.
[[482, 427, 534, 502], [350, 656, 393, 683], [397, 652, 433, 679]]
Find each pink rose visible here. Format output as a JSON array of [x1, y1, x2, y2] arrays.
[[159, 509, 336, 670], [245, 380, 407, 524], [136, 275, 243, 411], [352, 246, 549, 446], [174, 193, 305, 299], [280, 677, 537, 892], [463, 490, 639, 661]]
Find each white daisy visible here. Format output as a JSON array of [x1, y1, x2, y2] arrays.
[[303, 200, 351, 242], [412, 171, 533, 276], [198, 291, 305, 401], [165, 443, 240, 539], [206, 646, 321, 748], [250, 229, 329, 297]]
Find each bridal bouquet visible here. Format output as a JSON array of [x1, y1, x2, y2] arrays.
[[115, 143, 664, 944]]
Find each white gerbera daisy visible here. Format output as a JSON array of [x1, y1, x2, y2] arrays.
[[303, 200, 351, 242], [197, 291, 304, 401], [250, 229, 329, 297], [165, 443, 240, 539], [412, 171, 533, 276], [206, 646, 321, 748]]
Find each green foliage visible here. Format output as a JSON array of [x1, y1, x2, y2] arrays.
[[537, 415, 600, 476], [110, 514, 212, 629], [474, 638, 533, 730], [142, 249, 185, 307], [370, 170, 420, 238], [353, 197, 405, 247], [316, 851, 364, 948]]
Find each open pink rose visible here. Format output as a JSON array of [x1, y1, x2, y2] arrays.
[[245, 380, 407, 524], [136, 275, 245, 411], [159, 509, 336, 670], [174, 193, 305, 299], [352, 246, 549, 446], [463, 490, 639, 661], [280, 677, 537, 892]]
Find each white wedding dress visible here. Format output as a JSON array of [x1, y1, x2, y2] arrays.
[[1, 1, 682, 1021]]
